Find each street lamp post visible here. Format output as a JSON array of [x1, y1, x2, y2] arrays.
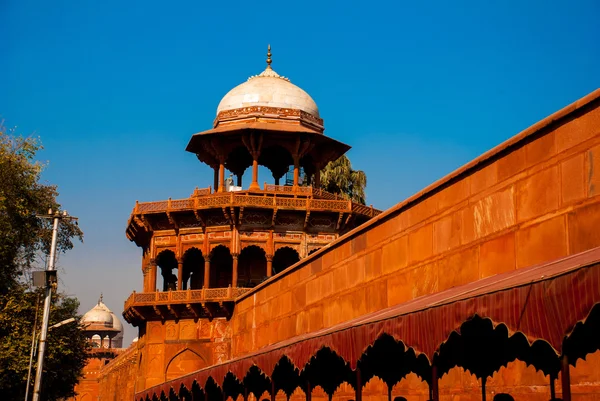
[[31, 209, 77, 401], [25, 317, 76, 401]]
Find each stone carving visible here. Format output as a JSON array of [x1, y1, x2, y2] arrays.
[[242, 211, 270, 226]]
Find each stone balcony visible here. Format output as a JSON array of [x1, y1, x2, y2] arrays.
[[122, 287, 251, 326], [125, 185, 382, 246]]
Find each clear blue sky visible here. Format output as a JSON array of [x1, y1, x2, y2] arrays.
[[1, 0, 598, 345]]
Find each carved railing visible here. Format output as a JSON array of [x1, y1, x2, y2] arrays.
[[133, 193, 382, 217], [191, 187, 212, 197], [124, 287, 252, 311]]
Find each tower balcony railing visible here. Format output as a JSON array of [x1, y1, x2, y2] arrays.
[[123, 287, 252, 311], [133, 190, 380, 217]]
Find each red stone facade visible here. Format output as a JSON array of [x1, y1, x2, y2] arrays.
[[74, 89, 600, 401]]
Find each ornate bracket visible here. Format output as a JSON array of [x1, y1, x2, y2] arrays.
[[336, 212, 344, 230]]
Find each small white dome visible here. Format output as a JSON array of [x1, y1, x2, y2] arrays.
[[216, 67, 319, 117], [81, 302, 113, 328]]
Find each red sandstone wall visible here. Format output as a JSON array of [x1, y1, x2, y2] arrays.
[[136, 318, 232, 390], [230, 93, 600, 400], [97, 345, 139, 401]]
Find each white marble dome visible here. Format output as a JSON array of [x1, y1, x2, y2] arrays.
[[110, 311, 124, 348], [81, 301, 113, 328], [216, 67, 320, 117]]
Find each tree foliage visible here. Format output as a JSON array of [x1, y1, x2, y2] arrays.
[[320, 155, 367, 204], [0, 122, 87, 400], [0, 124, 82, 292], [0, 285, 91, 400]]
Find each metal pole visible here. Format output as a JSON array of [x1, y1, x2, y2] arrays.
[[32, 212, 60, 401], [25, 294, 41, 401]]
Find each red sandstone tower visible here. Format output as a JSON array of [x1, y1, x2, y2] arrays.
[[121, 47, 380, 389]]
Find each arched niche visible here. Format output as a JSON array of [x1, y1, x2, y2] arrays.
[[210, 245, 233, 288], [183, 247, 204, 290], [156, 249, 178, 291], [272, 246, 300, 275], [165, 348, 207, 382], [259, 145, 294, 185], [238, 245, 267, 287]]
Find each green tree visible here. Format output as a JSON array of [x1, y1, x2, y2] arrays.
[[0, 286, 91, 400], [0, 122, 87, 400], [320, 155, 367, 204]]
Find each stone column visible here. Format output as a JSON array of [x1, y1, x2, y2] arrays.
[[249, 158, 260, 190], [271, 380, 276, 401], [355, 368, 362, 401], [203, 256, 211, 289], [213, 167, 218, 192], [266, 254, 273, 277], [293, 156, 300, 188], [430, 364, 440, 401], [314, 163, 321, 189], [306, 381, 311, 401], [232, 253, 239, 288], [237, 174, 242, 188], [218, 162, 225, 192], [561, 355, 572, 401], [244, 133, 262, 191], [177, 258, 183, 290], [149, 259, 157, 292]]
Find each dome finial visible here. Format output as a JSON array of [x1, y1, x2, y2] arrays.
[[98, 293, 103, 304], [266, 44, 272, 69]]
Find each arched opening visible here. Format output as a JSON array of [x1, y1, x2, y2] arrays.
[[165, 349, 206, 381], [156, 250, 178, 291], [259, 145, 294, 186], [210, 245, 233, 288], [225, 146, 253, 188], [272, 247, 300, 275], [91, 334, 101, 348], [301, 347, 354, 401], [238, 246, 267, 287], [183, 248, 204, 290]]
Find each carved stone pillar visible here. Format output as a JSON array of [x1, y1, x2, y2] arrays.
[[355, 368, 362, 401], [213, 167, 218, 192], [314, 163, 321, 189], [237, 174, 242, 188], [266, 254, 273, 277], [177, 258, 183, 290], [293, 156, 300, 188], [561, 355, 571, 401], [218, 162, 225, 192], [430, 364, 439, 401], [204, 256, 211, 289], [250, 158, 260, 190], [243, 133, 262, 191], [232, 253, 239, 288], [149, 259, 157, 291]]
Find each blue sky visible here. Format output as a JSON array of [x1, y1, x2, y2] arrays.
[[1, 0, 598, 345]]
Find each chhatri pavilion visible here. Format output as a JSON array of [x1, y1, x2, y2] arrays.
[[72, 48, 600, 401]]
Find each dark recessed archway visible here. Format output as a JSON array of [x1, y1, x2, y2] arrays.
[[272, 356, 303, 399], [210, 245, 233, 288], [182, 247, 204, 290], [301, 347, 354, 401], [156, 249, 178, 291], [358, 334, 430, 401], [243, 365, 272, 400], [272, 247, 300, 275], [238, 246, 268, 287]]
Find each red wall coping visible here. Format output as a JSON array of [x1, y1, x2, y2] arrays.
[[236, 87, 600, 303]]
